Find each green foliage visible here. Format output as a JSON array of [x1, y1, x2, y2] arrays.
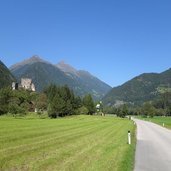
[[8, 103, 27, 115], [75, 106, 89, 115], [0, 84, 95, 118], [122, 104, 129, 116], [83, 94, 95, 114], [0, 60, 16, 89], [115, 105, 128, 118], [35, 93, 47, 112], [103, 68, 171, 106], [11, 57, 111, 100], [46, 85, 82, 118], [73, 96, 82, 109], [103, 106, 116, 114], [0, 87, 12, 114], [142, 116, 171, 129], [141, 102, 156, 118], [0, 88, 37, 115]]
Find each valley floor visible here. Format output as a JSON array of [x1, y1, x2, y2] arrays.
[[0, 115, 135, 171]]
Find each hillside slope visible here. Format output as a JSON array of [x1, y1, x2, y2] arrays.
[[10, 56, 111, 99], [0, 60, 15, 89], [56, 61, 111, 99], [103, 68, 171, 105]]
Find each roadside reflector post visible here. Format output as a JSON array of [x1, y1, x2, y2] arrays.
[[163, 123, 165, 127], [128, 130, 131, 145]]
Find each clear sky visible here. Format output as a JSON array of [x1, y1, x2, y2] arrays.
[[1, 0, 171, 87]]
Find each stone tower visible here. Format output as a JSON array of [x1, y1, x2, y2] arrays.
[[12, 82, 18, 90], [21, 78, 36, 91]]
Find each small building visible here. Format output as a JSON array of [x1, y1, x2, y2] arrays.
[[96, 104, 101, 112], [12, 78, 36, 91], [21, 78, 36, 91], [12, 82, 19, 90]]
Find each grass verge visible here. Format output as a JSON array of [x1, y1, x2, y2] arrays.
[[137, 116, 171, 129]]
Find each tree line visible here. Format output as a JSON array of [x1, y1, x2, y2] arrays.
[[2, 84, 171, 118], [104, 90, 171, 118], [0, 85, 96, 117]]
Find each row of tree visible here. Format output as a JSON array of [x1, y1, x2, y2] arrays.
[[104, 90, 171, 118], [2, 84, 171, 118], [44, 85, 96, 117], [0, 85, 96, 117]]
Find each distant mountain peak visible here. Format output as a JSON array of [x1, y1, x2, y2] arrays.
[[58, 60, 66, 65], [23, 55, 49, 64], [9, 56, 111, 100], [56, 61, 78, 76], [10, 55, 50, 70], [29, 55, 43, 62]]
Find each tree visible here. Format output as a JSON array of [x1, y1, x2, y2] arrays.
[[46, 85, 77, 118], [75, 106, 89, 115], [141, 102, 156, 118], [0, 87, 12, 114], [73, 96, 82, 110], [35, 93, 47, 112], [83, 94, 95, 115], [122, 104, 129, 117], [0, 88, 33, 115], [116, 104, 128, 118]]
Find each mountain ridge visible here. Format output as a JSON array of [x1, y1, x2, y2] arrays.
[[102, 68, 171, 106], [0, 60, 16, 89], [10, 55, 50, 71], [10, 56, 112, 100]]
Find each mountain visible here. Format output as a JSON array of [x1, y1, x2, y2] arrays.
[[56, 61, 79, 76], [10, 55, 50, 71], [56, 61, 112, 99], [103, 68, 171, 106], [10, 56, 79, 93], [0, 60, 15, 89], [10, 56, 111, 99]]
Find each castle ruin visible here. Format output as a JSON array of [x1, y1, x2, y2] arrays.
[[21, 78, 35, 91], [12, 78, 36, 91]]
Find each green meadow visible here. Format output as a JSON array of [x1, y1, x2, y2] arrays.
[[141, 116, 171, 129], [0, 115, 135, 171]]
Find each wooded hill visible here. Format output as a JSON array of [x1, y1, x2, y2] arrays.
[[103, 68, 171, 106], [10, 56, 112, 100], [0, 60, 15, 89]]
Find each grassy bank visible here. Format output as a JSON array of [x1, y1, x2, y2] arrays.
[[0, 115, 135, 171], [138, 116, 171, 129]]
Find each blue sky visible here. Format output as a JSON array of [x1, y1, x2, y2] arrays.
[[1, 0, 171, 87]]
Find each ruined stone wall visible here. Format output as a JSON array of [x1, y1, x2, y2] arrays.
[[20, 78, 35, 91]]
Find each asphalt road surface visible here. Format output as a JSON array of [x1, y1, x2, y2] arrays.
[[134, 119, 171, 171]]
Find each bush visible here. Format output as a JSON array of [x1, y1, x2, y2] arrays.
[[75, 106, 89, 115], [83, 94, 95, 115]]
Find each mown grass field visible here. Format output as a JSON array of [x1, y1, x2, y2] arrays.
[[0, 115, 135, 171], [140, 116, 171, 129]]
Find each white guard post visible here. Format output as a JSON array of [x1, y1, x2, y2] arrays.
[[128, 131, 131, 145]]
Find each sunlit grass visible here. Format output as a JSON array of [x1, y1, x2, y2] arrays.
[[139, 116, 171, 129], [0, 115, 135, 171]]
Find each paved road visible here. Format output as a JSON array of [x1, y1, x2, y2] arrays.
[[134, 119, 171, 171]]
